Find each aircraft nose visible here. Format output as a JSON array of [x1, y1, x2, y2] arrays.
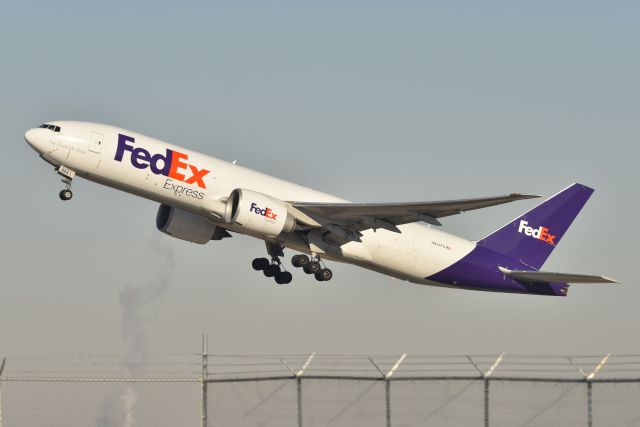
[[24, 128, 48, 153]]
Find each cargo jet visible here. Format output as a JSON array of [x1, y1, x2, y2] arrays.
[[25, 121, 617, 296]]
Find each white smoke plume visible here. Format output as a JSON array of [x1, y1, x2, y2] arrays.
[[96, 236, 175, 426], [119, 237, 175, 372]]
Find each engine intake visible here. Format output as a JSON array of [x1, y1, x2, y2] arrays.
[[156, 204, 230, 244], [224, 189, 296, 237]]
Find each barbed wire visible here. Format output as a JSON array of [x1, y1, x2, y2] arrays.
[[1, 353, 637, 380]]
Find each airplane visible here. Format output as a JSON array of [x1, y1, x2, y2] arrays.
[[24, 121, 617, 296]]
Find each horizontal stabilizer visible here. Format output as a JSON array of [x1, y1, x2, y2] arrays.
[[499, 267, 618, 284]]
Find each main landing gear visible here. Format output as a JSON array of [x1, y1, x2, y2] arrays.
[[252, 257, 293, 284], [252, 243, 293, 285], [292, 254, 333, 282], [252, 243, 334, 284], [56, 165, 75, 201]]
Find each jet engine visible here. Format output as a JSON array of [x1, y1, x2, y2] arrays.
[[224, 189, 296, 237], [156, 204, 230, 244]]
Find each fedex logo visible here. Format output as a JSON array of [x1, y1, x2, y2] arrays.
[[518, 220, 556, 245], [250, 202, 278, 220], [114, 134, 210, 189]]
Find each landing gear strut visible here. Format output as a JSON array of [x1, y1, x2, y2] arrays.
[[252, 243, 293, 285], [292, 254, 333, 282], [56, 165, 75, 201]]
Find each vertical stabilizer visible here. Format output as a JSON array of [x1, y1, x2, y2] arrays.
[[477, 183, 594, 269]]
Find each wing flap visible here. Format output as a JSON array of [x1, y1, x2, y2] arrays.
[[499, 267, 618, 284]]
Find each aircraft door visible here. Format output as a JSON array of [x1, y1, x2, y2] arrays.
[[90, 131, 104, 154]]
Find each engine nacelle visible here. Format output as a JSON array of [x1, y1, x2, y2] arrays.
[[156, 204, 229, 244], [224, 189, 296, 237]]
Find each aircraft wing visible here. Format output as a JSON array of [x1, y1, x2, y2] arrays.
[[291, 192, 539, 232], [499, 267, 618, 284]]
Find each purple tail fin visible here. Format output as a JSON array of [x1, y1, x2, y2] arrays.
[[477, 183, 594, 269]]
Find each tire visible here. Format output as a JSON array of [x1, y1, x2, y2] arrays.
[[316, 268, 332, 281], [275, 271, 293, 284], [252, 257, 269, 271], [305, 261, 321, 274], [59, 190, 72, 201], [297, 255, 310, 267], [263, 264, 279, 277], [292, 255, 310, 268], [291, 255, 300, 267]]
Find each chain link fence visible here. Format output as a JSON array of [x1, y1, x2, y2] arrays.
[[1, 351, 640, 426]]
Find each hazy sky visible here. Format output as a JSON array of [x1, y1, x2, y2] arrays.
[[1, 1, 638, 359]]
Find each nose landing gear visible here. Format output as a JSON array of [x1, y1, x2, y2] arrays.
[[56, 165, 75, 201]]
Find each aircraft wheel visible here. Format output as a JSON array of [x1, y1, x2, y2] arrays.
[[263, 264, 279, 277], [59, 189, 73, 201], [304, 261, 321, 274], [252, 257, 270, 271], [292, 254, 309, 268], [275, 271, 293, 285], [315, 268, 333, 282]]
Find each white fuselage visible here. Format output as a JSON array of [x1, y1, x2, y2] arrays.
[[25, 121, 476, 286]]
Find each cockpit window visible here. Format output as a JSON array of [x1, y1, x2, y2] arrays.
[[38, 124, 61, 132]]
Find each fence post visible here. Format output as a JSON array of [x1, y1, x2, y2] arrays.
[[295, 352, 315, 427], [385, 379, 391, 427], [482, 353, 504, 427], [297, 376, 303, 427], [585, 353, 609, 427], [0, 357, 6, 427], [587, 381, 593, 427], [201, 335, 208, 427], [385, 354, 406, 427], [484, 379, 489, 427]]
